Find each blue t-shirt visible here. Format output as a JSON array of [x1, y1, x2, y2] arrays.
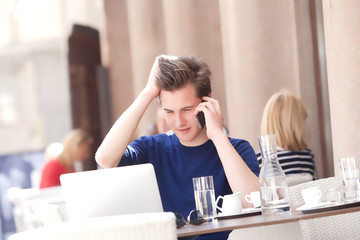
[[119, 133, 259, 240]]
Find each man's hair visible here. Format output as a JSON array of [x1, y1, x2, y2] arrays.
[[156, 55, 212, 98], [261, 89, 308, 151]]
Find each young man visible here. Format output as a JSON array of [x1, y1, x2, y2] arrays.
[[96, 55, 259, 240]]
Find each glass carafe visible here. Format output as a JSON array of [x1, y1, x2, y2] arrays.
[[258, 134, 290, 215]]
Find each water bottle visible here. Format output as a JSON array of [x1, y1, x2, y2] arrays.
[[258, 134, 290, 215]]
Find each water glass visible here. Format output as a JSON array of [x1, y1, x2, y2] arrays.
[[339, 157, 360, 202], [326, 186, 344, 203], [192, 176, 217, 222]]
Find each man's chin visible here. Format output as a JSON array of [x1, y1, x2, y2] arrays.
[[176, 134, 195, 146]]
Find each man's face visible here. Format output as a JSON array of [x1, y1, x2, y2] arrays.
[[160, 83, 208, 146]]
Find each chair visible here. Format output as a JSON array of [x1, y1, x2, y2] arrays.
[[299, 211, 360, 240], [0, 150, 45, 238], [8, 212, 177, 240], [286, 173, 314, 187], [288, 176, 342, 208], [229, 177, 342, 240], [8, 186, 67, 232], [288, 176, 360, 240], [228, 222, 303, 240]]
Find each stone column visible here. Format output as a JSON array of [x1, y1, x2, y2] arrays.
[[322, 0, 360, 175], [162, 0, 227, 123], [219, 0, 300, 145], [103, 0, 133, 122], [219, 0, 323, 176], [126, 0, 166, 136]]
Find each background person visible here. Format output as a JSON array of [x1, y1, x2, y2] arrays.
[[257, 89, 316, 184], [39, 129, 93, 188], [44, 142, 64, 162], [96, 55, 259, 240]]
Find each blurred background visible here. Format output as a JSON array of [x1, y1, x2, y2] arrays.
[[0, 0, 359, 238]]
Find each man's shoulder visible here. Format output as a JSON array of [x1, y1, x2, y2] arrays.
[[228, 137, 251, 147], [228, 137, 256, 155]]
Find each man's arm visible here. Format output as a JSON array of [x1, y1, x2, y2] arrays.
[[212, 134, 259, 208], [95, 57, 161, 168], [195, 96, 259, 208]]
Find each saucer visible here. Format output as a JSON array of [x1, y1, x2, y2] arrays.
[[218, 212, 242, 217], [216, 208, 262, 220], [296, 200, 360, 214], [296, 202, 334, 211], [243, 207, 262, 214]]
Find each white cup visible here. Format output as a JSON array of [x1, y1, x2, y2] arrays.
[[216, 191, 242, 215], [302, 187, 322, 206], [245, 191, 261, 208]]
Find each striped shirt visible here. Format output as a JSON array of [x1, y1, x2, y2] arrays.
[[256, 147, 316, 179]]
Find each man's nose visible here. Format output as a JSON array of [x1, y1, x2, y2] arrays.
[[175, 112, 185, 127]]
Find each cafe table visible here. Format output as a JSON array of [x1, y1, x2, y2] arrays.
[[177, 206, 360, 238]]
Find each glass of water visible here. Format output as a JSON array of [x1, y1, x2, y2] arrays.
[[192, 176, 217, 222], [339, 157, 360, 202]]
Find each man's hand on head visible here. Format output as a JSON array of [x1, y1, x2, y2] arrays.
[[144, 56, 162, 99]]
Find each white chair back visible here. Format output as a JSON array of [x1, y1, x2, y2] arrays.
[[8, 212, 177, 240], [286, 173, 313, 187], [299, 211, 360, 240], [288, 176, 360, 240], [288, 176, 342, 208]]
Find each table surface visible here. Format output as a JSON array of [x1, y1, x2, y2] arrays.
[[177, 205, 360, 237]]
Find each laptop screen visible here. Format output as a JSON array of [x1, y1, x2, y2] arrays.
[[60, 163, 163, 220]]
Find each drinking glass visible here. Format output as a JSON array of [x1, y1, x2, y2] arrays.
[[326, 186, 344, 203], [339, 157, 360, 202], [192, 176, 217, 222]]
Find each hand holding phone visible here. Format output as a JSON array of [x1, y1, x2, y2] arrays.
[[196, 111, 205, 129]]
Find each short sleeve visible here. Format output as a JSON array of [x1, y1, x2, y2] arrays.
[[231, 139, 260, 177]]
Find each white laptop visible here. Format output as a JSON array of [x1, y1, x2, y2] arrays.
[[60, 163, 163, 220]]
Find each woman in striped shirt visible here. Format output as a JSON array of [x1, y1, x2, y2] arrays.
[[257, 89, 316, 184]]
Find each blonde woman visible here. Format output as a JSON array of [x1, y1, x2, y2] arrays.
[[40, 129, 93, 188], [257, 89, 316, 182]]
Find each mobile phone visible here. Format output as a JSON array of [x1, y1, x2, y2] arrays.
[[196, 111, 205, 129]]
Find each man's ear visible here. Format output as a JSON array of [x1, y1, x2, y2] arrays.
[[208, 93, 212, 97]]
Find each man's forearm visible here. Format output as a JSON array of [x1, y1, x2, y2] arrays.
[[95, 90, 155, 168], [212, 134, 259, 207]]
